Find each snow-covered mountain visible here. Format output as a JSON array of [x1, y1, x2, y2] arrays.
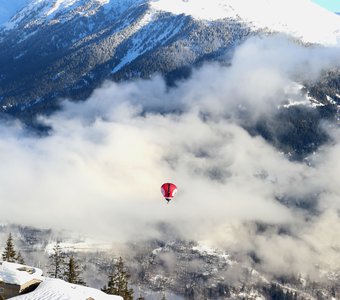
[[2, 0, 340, 45], [0, 0, 339, 120], [152, 0, 340, 45]]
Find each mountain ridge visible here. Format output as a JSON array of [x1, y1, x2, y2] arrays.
[[0, 0, 253, 119], [2, 0, 340, 44], [0, 0, 339, 124]]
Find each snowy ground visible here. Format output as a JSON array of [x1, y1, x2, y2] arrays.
[[0, 261, 43, 285], [0, 261, 121, 300]]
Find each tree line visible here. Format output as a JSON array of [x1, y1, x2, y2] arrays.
[[1, 233, 136, 300]]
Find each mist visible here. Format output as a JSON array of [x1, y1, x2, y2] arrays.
[[0, 35, 339, 277]]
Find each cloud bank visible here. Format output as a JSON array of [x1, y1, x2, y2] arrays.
[[0, 35, 339, 276]]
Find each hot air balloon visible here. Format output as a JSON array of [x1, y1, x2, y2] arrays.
[[161, 183, 177, 203]]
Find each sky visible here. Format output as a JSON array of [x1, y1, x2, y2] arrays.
[[312, 0, 340, 12], [0, 0, 27, 25]]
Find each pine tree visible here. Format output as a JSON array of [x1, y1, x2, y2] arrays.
[[48, 242, 65, 279], [2, 233, 17, 262], [102, 257, 134, 300], [64, 256, 85, 285], [16, 251, 25, 264]]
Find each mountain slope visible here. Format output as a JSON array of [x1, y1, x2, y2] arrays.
[[0, 0, 339, 120], [2, 223, 339, 300], [152, 0, 340, 45], [0, 0, 252, 119]]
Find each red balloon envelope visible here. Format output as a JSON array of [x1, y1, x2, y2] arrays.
[[161, 183, 177, 203]]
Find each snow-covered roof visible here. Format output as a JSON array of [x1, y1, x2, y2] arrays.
[[0, 261, 43, 285], [11, 278, 123, 300]]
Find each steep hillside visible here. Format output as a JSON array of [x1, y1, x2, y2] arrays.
[[0, 0, 339, 120], [0, 0, 252, 119]]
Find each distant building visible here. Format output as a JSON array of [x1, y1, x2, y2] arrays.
[[0, 262, 43, 299]]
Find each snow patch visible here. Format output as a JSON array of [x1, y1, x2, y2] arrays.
[[112, 10, 184, 73], [45, 239, 113, 254], [281, 99, 312, 108], [46, 0, 79, 18], [14, 52, 26, 60], [306, 95, 325, 107], [151, 0, 237, 21], [326, 95, 337, 104], [152, 247, 162, 255], [192, 243, 233, 264], [151, 0, 340, 45]]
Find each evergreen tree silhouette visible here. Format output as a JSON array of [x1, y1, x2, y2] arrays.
[[48, 242, 65, 279], [102, 257, 134, 300], [16, 251, 25, 264], [64, 256, 85, 285], [2, 233, 17, 262]]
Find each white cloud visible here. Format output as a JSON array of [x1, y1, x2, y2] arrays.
[[0, 36, 339, 276]]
